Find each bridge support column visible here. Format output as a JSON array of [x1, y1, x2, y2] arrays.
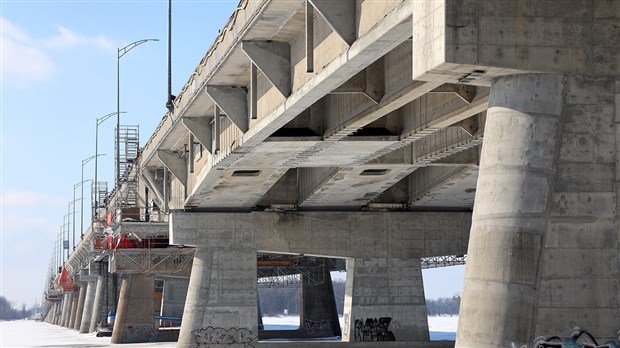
[[80, 277, 98, 333], [68, 290, 78, 329], [111, 273, 158, 344], [342, 257, 428, 342], [457, 74, 619, 347], [73, 283, 86, 330], [299, 267, 341, 338], [60, 292, 71, 327], [89, 275, 105, 333], [177, 245, 258, 348]]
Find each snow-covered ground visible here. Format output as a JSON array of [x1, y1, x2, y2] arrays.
[[1, 316, 457, 347]]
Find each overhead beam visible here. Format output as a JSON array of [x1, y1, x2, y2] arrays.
[[308, 0, 356, 46], [182, 117, 213, 154], [241, 41, 291, 97], [306, 1, 314, 73], [429, 84, 477, 104], [205, 85, 248, 133], [157, 150, 188, 187]]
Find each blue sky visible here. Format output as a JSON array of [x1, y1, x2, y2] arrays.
[[0, 0, 464, 308]]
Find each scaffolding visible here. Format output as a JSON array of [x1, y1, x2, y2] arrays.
[[115, 125, 140, 210]]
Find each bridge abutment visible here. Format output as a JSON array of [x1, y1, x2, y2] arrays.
[[457, 74, 619, 347]]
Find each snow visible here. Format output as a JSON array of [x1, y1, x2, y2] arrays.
[[0, 316, 458, 347]]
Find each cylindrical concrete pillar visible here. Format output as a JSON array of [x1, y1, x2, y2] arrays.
[[60, 293, 70, 327], [177, 246, 258, 348], [111, 274, 157, 344], [80, 280, 97, 333], [89, 275, 105, 333], [456, 74, 566, 348], [74, 284, 87, 330], [68, 291, 78, 329]]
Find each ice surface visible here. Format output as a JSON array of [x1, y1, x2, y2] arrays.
[[1, 316, 458, 347]]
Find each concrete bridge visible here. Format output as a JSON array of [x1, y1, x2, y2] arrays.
[[43, 0, 619, 347]]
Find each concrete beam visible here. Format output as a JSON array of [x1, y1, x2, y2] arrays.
[[308, 0, 356, 46], [241, 41, 291, 97], [181, 117, 213, 154], [157, 150, 187, 188], [206, 85, 248, 133], [170, 211, 471, 259]]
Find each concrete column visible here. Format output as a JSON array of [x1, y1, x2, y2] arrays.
[[89, 275, 105, 333], [80, 279, 98, 333], [60, 293, 71, 327], [342, 257, 428, 342], [73, 284, 87, 330], [177, 246, 258, 348], [457, 74, 619, 347], [111, 274, 158, 344], [299, 267, 341, 338], [68, 290, 78, 329]]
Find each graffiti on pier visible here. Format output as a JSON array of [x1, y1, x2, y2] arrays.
[[304, 319, 333, 337], [533, 328, 620, 348], [192, 326, 257, 348], [354, 317, 395, 342]]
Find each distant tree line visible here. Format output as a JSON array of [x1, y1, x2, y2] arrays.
[[0, 296, 39, 320], [257, 280, 460, 317], [426, 296, 461, 316]]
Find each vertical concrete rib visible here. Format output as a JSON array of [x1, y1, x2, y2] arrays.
[[456, 74, 567, 348], [111, 274, 157, 343], [73, 284, 86, 330], [80, 279, 97, 333]]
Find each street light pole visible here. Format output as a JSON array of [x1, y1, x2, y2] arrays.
[[117, 38, 158, 188], [95, 112, 124, 223]]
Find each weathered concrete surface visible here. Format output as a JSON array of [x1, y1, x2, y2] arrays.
[[177, 246, 258, 348], [73, 284, 86, 330], [457, 74, 619, 347], [170, 211, 471, 259], [68, 290, 78, 329], [111, 274, 157, 344], [158, 276, 189, 320], [88, 275, 104, 333], [412, 0, 620, 84], [79, 278, 97, 333]]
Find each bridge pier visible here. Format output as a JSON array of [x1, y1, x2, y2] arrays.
[[89, 274, 105, 333], [343, 257, 428, 342], [79, 276, 98, 333], [111, 273, 158, 343], [299, 267, 341, 338], [177, 245, 259, 348], [68, 289, 78, 329], [458, 74, 619, 347], [158, 276, 189, 324], [60, 292, 71, 327], [73, 283, 86, 330], [171, 211, 470, 347]]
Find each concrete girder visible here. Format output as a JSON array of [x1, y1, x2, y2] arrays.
[[170, 211, 471, 259], [181, 117, 213, 154], [429, 83, 477, 104], [298, 166, 416, 208], [141, 168, 165, 209], [205, 85, 248, 133], [308, 0, 356, 46], [411, 165, 479, 208], [157, 150, 187, 188], [325, 80, 441, 140], [241, 41, 291, 97]]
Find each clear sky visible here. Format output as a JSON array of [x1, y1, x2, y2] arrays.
[[0, 0, 465, 308]]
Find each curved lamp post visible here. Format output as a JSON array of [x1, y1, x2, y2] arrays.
[[95, 112, 124, 222], [116, 38, 158, 187]]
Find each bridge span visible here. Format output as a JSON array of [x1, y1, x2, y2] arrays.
[[44, 0, 619, 347]]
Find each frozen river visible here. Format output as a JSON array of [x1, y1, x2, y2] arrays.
[[1, 316, 457, 347]]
